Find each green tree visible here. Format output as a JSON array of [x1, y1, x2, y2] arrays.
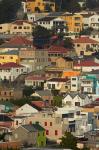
[[55, 0, 81, 12], [53, 96, 62, 107], [44, 4, 52, 12], [63, 38, 74, 49], [80, 27, 93, 36], [23, 86, 34, 98], [60, 131, 77, 149], [33, 25, 52, 47], [0, 0, 21, 23]]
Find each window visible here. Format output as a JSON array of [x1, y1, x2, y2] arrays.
[[18, 26, 22, 29], [44, 122, 47, 126], [14, 26, 17, 29], [16, 120, 18, 125], [77, 44, 80, 47], [72, 78, 76, 80], [72, 84, 76, 87], [46, 130, 49, 135], [50, 122, 52, 126], [10, 57, 13, 59], [75, 102, 80, 106], [55, 130, 58, 136]]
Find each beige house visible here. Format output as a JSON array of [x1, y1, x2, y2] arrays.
[[19, 47, 49, 72], [73, 36, 99, 56], [24, 112, 69, 142], [0, 20, 33, 35]]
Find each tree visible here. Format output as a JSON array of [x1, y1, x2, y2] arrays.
[[86, 0, 99, 9], [60, 132, 77, 149], [44, 4, 52, 12], [0, 0, 21, 23], [63, 38, 74, 49], [55, 0, 81, 12], [53, 96, 62, 107], [23, 86, 34, 98], [80, 27, 93, 36], [33, 25, 52, 48], [35, 7, 41, 13]]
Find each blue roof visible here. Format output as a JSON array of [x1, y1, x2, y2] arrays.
[[0, 50, 19, 55]]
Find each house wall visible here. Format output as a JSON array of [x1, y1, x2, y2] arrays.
[[11, 127, 37, 145], [62, 14, 83, 33], [26, 0, 55, 13], [0, 54, 20, 64]]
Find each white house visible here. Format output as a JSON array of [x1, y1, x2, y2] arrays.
[[36, 16, 66, 33], [27, 12, 48, 22], [44, 77, 70, 93], [89, 15, 99, 30], [74, 60, 99, 72], [16, 104, 38, 116], [70, 76, 81, 92], [0, 62, 27, 81], [62, 93, 91, 107]]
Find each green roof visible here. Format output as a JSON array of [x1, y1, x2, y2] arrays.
[[32, 123, 45, 131]]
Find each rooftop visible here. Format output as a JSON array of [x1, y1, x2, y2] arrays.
[[48, 77, 69, 82], [0, 62, 24, 69], [74, 60, 99, 67], [48, 45, 68, 54], [73, 36, 98, 43]]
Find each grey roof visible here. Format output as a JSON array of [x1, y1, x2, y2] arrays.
[[48, 12, 64, 17], [37, 16, 56, 22], [0, 50, 19, 55], [22, 124, 45, 132], [65, 93, 87, 99], [36, 90, 53, 97], [22, 124, 37, 132]]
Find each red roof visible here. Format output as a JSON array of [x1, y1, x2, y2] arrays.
[[12, 20, 32, 25], [73, 36, 98, 44], [95, 98, 99, 101], [48, 45, 68, 54], [48, 77, 69, 82], [74, 60, 99, 67], [25, 75, 47, 81], [0, 62, 24, 69], [1, 36, 32, 47], [31, 101, 45, 108]]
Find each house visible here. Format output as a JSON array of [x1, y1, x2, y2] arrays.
[[25, 75, 47, 88], [44, 77, 70, 93], [0, 20, 33, 35], [0, 114, 13, 128], [0, 87, 23, 101], [45, 70, 63, 78], [8, 123, 46, 147], [0, 50, 19, 64], [24, 107, 91, 141], [12, 116, 27, 129], [10, 20, 32, 35], [31, 90, 53, 105], [0, 62, 27, 81], [55, 57, 73, 70], [61, 13, 83, 33], [19, 47, 49, 72], [89, 15, 99, 30], [0, 36, 33, 53], [62, 93, 91, 107], [70, 76, 81, 92], [74, 60, 99, 72], [25, 0, 55, 13], [48, 45, 68, 59], [15, 104, 39, 116], [27, 12, 48, 22], [90, 30, 99, 42], [36, 17, 66, 33], [73, 36, 99, 56]]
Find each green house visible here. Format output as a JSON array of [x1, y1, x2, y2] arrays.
[[32, 123, 46, 147]]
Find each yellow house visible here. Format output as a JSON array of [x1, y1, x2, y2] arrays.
[[61, 13, 83, 33], [0, 23, 11, 34], [26, 0, 55, 13], [0, 50, 20, 64]]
